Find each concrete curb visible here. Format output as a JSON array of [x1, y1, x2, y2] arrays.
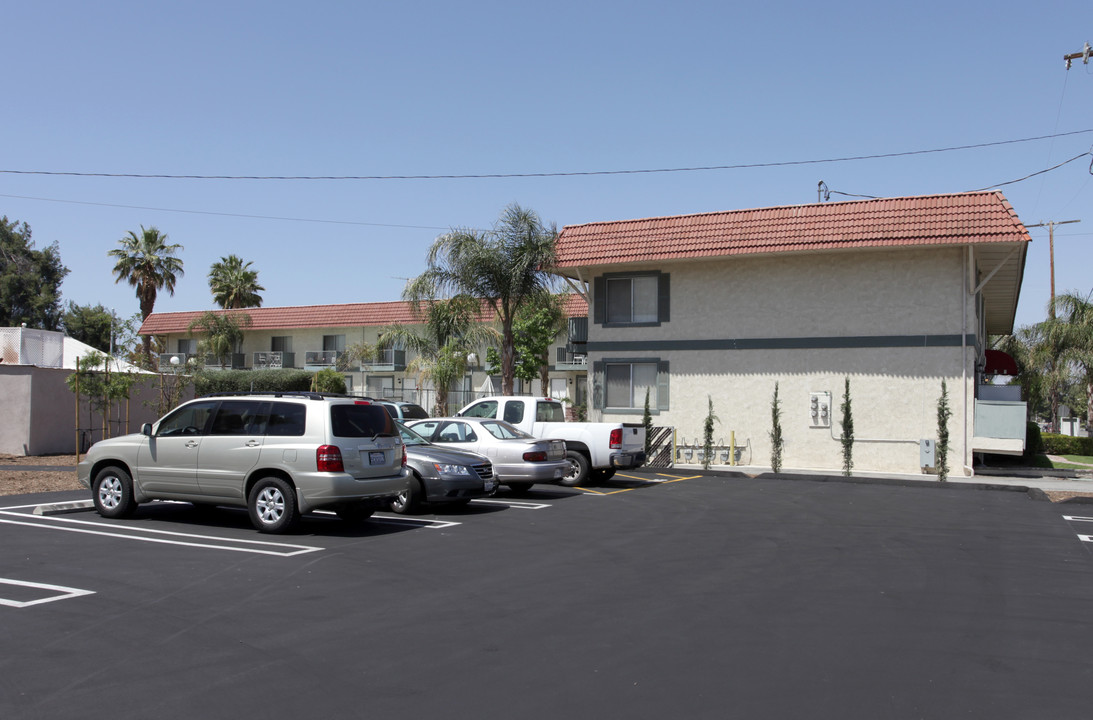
[[32, 499, 94, 516]]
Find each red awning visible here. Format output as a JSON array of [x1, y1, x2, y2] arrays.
[[984, 349, 1019, 376]]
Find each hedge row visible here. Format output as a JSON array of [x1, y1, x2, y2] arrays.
[[1040, 432, 1093, 457], [193, 369, 315, 396]]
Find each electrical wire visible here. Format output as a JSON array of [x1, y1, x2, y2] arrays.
[[2, 129, 1092, 181], [0, 193, 450, 230]]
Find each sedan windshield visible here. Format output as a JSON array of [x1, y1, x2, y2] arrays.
[[397, 422, 431, 446], [480, 420, 534, 440]]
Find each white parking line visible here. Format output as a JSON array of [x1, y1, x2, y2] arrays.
[[0, 578, 95, 608], [0, 511, 323, 556], [1063, 516, 1093, 523], [471, 499, 551, 510]]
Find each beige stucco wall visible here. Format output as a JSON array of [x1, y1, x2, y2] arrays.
[[1, 365, 185, 456], [587, 247, 978, 475]]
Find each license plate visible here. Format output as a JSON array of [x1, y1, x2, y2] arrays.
[[369, 451, 386, 465], [485, 480, 497, 492]]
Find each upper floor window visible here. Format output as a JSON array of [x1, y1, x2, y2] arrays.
[[594, 272, 669, 327]]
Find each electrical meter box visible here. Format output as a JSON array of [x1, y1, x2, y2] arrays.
[[920, 439, 936, 470]]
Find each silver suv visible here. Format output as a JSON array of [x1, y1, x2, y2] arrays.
[[77, 392, 410, 533]]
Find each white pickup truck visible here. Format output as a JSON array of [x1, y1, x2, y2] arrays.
[[455, 396, 646, 486]]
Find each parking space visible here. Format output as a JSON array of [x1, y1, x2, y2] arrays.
[[3, 476, 1093, 720]]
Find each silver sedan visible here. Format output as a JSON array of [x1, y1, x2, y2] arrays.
[[405, 417, 568, 494]]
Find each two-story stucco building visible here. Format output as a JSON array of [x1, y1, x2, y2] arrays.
[[138, 295, 590, 413], [551, 191, 1030, 476]]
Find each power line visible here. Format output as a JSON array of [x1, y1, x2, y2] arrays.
[[0, 193, 451, 231], [2, 129, 1092, 182]]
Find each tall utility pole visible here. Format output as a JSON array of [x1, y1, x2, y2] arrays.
[[1064, 41, 1091, 69], [1026, 220, 1081, 317]]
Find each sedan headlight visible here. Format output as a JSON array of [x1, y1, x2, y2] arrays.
[[433, 463, 474, 477]]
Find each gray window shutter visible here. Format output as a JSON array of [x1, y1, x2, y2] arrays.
[[658, 273, 670, 323], [593, 277, 605, 325], [592, 361, 605, 410], [657, 360, 670, 410]]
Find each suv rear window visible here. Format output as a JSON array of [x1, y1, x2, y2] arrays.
[[399, 404, 429, 420], [330, 404, 395, 438]]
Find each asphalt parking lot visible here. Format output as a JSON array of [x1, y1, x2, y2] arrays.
[[3, 471, 1093, 720]]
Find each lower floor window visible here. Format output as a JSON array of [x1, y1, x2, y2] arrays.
[[605, 362, 659, 409]]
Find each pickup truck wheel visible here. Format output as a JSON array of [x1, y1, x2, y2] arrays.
[[559, 451, 590, 487], [589, 468, 616, 483]]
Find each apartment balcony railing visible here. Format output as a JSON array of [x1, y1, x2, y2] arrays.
[[972, 399, 1027, 456], [360, 348, 406, 372], [305, 350, 343, 368], [555, 345, 588, 371], [203, 353, 247, 370], [252, 351, 295, 370]]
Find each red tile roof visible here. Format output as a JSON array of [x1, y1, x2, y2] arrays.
[[554, 191, 1030, 268], [139, 296, 589, 335]]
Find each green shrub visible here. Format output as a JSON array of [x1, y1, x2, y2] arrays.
[[1041, 433, 1093, 456], [1024, 422, 1044, 456], [194, 369, 314, 396], [310, 367, 347, 394]]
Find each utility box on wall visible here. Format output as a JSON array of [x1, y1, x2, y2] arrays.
[[809, 391, 831, 428], [920, 439, 936, 470]]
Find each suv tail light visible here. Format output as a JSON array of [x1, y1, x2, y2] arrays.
[[317, 445, 344, 472], [402, 443, 407, 467], [609, 428, 622, 449], [523, 450, 547, 462]]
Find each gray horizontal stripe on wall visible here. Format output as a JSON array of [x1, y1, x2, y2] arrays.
[[585, 334, 976, 353]]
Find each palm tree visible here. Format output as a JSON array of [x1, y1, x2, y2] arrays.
[[208, 254, 264, 309], [109, 226, 184, 365], [1048, 291, 1093, 429], [406, 203, 558, 396], [187, 311, 252, 369], [379, 295, 498, 415]]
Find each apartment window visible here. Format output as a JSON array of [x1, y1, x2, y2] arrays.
[[271, 336, 293, 352], [323, 335, 346, 352], [177, 339, 197, 354], [594, 272, 669, 326], [593, 359, 669, 412]]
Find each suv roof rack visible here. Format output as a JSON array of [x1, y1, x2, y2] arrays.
[[200, 391, 377, 401]]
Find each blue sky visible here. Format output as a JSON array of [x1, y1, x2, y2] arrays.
[[3, 1, 1091, 331]]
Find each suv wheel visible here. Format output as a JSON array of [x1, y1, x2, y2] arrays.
[[248, 477, 299, 534], [92, 466, 138, 518]]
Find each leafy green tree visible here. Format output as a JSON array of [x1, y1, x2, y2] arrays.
[[379, 295, 498, 415], [936, 380, 952, 482], [65, 350, 141, 439], [840, 377, 854, 476], [208, 254, 264, 309], [770, 382, 784, 473], [109, 226, 184, 365], [0, 217, 69, 330], [511, 293, 568, 391], [62, 302, 115, 352], [405, 203, 558, 396], [187, 311, 252, 368]]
